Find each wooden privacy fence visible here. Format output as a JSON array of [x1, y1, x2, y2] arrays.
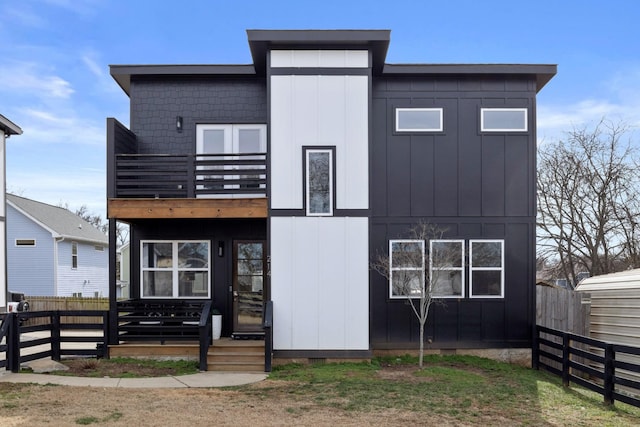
[[536, 284, 590, 335], [25, 297, 109, 326]]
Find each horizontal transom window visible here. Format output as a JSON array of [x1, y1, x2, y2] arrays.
[[396, 108, 443, 132], [15, 239, 36, 247], [481, 108, 527, 132]]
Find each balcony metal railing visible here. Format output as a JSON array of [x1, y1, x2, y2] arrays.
[[114, 153, 267, 198]]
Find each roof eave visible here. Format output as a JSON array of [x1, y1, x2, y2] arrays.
[[0, 114, 22, 136], [382, 63, 557, 93], [109, 64, 258, 96]]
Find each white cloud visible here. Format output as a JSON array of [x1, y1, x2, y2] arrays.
[[0, 62, 74, 99], [17, 108, 104, 146]]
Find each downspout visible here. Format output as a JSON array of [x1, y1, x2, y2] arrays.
[[54, 236, 65, 296]]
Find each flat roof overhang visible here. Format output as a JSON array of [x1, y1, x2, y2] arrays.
[[383, 63, 557, 92], [247, 29, 391, 74], [109, 64, 258, 96], [108, 198, 268, 220]]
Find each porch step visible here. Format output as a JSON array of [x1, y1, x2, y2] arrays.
[[207, 339, 265, 372]]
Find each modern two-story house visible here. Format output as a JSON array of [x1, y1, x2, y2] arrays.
[[107, 30, 555, 366]]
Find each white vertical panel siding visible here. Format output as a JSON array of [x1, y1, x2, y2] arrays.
[[271, 217, 369, 350], [0, 221, 5, 309], [270, 75, 369, 210], [270, 50, 369, 68], [57, 241, 108, 297]]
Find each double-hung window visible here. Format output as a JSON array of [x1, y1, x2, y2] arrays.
[[430, 240, 465, 298], [469, 240, 504, 298], [71, 242, 78, 269], [389, 240, 425, 299], [305, 148, 334, 216], [141, 241, 210, 298]]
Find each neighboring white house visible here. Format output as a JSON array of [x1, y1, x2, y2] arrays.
[[6, 194, 109, 297], [1, 115, 22, 312]]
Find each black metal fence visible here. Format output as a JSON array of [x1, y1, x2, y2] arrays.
[[1, 310, 108, 373], [263, 300, 273, 372], [533, 325, 640, 408]]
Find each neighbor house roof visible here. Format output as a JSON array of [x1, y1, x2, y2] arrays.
[[575, 268, 640, 292], [0, 114, 22, 137], [6, 194, 108, 245]]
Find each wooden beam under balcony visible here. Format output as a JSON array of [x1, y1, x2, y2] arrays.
[[108, 198, 268, 219]]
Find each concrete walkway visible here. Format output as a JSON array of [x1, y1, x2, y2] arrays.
[[0, 359, 267, 388], [0, 370, 268, 388]]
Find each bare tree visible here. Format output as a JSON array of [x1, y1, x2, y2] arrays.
[[537, 119, 640, 285], [371, 222, 451, 367]]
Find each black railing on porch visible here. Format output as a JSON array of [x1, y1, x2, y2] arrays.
[[533, 324, 640, 408], [116, 300, 212, 371], [1, 311, 109, 373], [114, 153, 267, 198]]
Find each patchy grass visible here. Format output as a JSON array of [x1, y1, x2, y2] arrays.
[[258, 355, 640, 425], [54, 357, 198, 378]]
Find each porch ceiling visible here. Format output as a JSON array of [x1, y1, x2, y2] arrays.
[[108, 198, 268, 219]]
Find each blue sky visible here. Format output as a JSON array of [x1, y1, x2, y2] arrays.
[[1, 0, 639, 218]]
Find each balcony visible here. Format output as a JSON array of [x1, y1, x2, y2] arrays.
[[114, 153, 266, 198]]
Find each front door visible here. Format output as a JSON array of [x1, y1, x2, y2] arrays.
[[232, 240, 266, 333]]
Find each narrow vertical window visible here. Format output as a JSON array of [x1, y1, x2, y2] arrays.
[[389, 240, 425, 299], [430, 240, 465, 298], [71, 242, 78, 269], [305, 148, 334, 216], [469, 240, 504, 298]]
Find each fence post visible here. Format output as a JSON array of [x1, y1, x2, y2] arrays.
[[603, 344, 615, 406], [51, 312, 61, 361], [8, 313, 21, 373], [562, 332, 570, 387], [532, 325, 539, 370]]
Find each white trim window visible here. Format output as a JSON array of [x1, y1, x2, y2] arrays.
[[195, 124, 267, 197], [480, 108, 528, 132], [71, 241, 78, 269], [469, 240, 504, 298], [141, 241, 210, 299], [430, 240, 465, 298], [15, 239, 36, 247], [389, 240, 425, 299], [395, 108, 443, 132], [305, 148, 334, 216]]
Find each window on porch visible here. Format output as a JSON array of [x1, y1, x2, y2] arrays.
[[141, 241, 210, 298]]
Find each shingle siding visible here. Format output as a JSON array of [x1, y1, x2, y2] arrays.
[[130, 77, 267, 155]]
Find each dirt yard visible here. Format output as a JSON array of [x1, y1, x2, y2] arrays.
[[0, 379, 437, 427]]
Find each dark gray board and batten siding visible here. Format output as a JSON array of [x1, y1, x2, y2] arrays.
[[370, 75, 538, 349]]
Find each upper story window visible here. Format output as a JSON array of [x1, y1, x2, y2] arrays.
[[196, 124, 266, 197], [71, 242, 78, 269], [305, 147, 334, 216], [430, 240, 465, 298], [481, 108, 528, 132], [469, 240, 504, 298], [389, 240, 425, 299], [141, 241, 210, 299], [395, 108, 443, 132]]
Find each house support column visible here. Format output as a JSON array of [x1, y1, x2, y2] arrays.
[[108, 218, 118, 345]]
